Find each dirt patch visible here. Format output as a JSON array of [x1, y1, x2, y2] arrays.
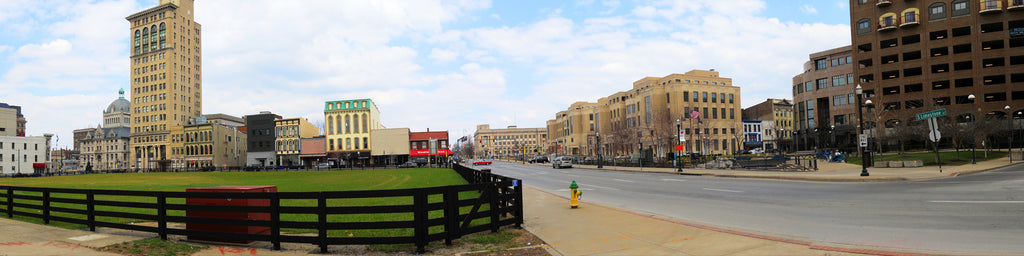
[[100, 238, 208, 256]]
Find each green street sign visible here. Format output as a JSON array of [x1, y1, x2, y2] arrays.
[[916, 109, 947, 121]]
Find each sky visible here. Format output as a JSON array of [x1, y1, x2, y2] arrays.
[[0, 0, 852, 149]]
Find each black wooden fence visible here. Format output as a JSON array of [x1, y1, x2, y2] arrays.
[[0, 165, 522, 253]]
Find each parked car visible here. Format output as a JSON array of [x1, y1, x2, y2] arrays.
[[412, 158, 429, 167], [552, 156, 573, 169], [528, 156, 549, 163], [316, 163, 331, 169], [398, 161, 419, 168]]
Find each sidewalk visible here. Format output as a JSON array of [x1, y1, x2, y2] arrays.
[[0, 217, 143, 256], [524, 155, 1017, 182]]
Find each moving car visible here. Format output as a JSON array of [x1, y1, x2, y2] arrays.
[[473, 160, 493, 166], [552, 156, 573, 169], [528, 156, 549, 163]]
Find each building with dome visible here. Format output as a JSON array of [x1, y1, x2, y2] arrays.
[[74, 89, 132, 172]]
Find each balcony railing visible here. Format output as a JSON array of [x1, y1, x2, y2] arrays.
[[1009, 0, 1023, 10], [980, 0, 1003, 13], [877, 22, 897, 31], [877, 0, 892, 7], [900, 13, 919, 27]]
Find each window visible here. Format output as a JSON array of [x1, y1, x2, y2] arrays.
[[985, 92, 1007, 102], [832, 75, 846, 86], [702, 92, 708, 102], [904, 67, 922, 77], [932, 63, 950, 73], [953, 43, 972, 54], [933, 80, 951, 90], [805, 82, 813, 92], [931, 46, 949, 56], [954, 61, 973, 70], [880, 15, 896, 28], [816, 78, 828, 89], [955, 78, 974, 88], [905, 83, 923, 93], [711, 93, 717, 103], [951, 0, 969, 16], [815, 58, 827, 70], [903, 51, 921, 61], [729, 94, 734, 103], [880, 38, 898, 49], [983, 75, 1006, 85], [882, 86, 901, 95], [981, 22, 1004, 33], [982, 40, 1004, 50], [952, 27, 972, 38], [683, 91, 689, 102]]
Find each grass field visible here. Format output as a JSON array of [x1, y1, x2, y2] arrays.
[[0, 168, 490, 243], [846, 150, 1007, 166]]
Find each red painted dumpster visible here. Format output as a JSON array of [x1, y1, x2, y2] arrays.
[[185, 186, 277, 243]]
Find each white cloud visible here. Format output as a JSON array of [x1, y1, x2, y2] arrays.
[[429, 48, 459, 62], [801, 5, 819, 14], [838, 2, 848, 10], [13, 39, 72, 58]]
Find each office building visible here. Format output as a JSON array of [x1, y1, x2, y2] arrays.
[[0, 103, 26, 137], [127, 0, 202, 170], [474, 124, 547, 159], [792, 46, 857, 151], [0, 134, 53, 175], [243, 111, 281, 167], [850, 0, 1024, 148]]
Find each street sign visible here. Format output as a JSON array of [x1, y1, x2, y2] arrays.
[[679, 130, 686, 142], [916, 109, 947, 121], [929, 130, 941, 142], [859, 134, 868, 147]]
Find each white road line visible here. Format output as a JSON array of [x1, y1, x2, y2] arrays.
[[583, 183, 622, 191], [661, 178, 687, 182], [703, 188, 743, 193], [928, 200, 1024, 204], [612, 178, 635, 183]]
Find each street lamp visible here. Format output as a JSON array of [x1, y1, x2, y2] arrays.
[[968, 94, 977, 164], [596, 131, 602, 168], [830, 125, 835, 150], [1006, 105, 1012, 163], [856, 84, 870, 177], [676, 118, 682, 172]]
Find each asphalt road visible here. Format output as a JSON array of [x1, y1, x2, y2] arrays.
[[482, 161, 1024, 254]]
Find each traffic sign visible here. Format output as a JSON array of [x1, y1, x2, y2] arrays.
[[859, 134, 868, 147], [929, 130, 941, 142], [916, 109, 947, 121]]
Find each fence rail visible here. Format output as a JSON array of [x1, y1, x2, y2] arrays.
[[0, 165, 521, 253]]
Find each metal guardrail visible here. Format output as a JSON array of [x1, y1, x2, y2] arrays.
[[0, 166, 522, 253]]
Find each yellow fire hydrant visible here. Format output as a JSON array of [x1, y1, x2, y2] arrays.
[[570, 180, 582, 208]]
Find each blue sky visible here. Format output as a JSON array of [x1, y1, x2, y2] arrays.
[[0, 0, 851, 148]]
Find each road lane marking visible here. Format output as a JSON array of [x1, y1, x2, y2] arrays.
[[928, 200, 1024, 203], [585, 184, 622, 190], [661, 178, 687, 182], [702, 188, 743, 193], [612, 178, 635, 183]]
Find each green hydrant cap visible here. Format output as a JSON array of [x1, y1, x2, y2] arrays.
[[570, 180, 578, 189]]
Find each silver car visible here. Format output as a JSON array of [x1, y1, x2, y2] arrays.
[[552, 156, 573, 169]]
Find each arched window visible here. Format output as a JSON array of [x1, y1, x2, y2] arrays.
[[929, 2, 947, 21], [363, 137, 368, 149], [951, 0, 969, 17], [327, 116, 333, 134], [345, 115, 351, 134], [142, 27, 149, 53], [149, 25, 157, 51], [362, 114, 368, 131], [134, 30, 141, 54], [158, 22, 166, 49], [879, 13, 897, 29], [353, 115, 359, 133], [335, 115, 342, 136]]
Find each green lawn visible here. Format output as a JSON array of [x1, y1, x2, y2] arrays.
[[846, 150, 1007, 166], [0, 168, 492, 241]]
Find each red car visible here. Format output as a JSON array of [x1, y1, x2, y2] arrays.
[[472, 160, 492, 166]]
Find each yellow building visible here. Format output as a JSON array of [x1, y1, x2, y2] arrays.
[[473, 124, 547, 159], [548, 70, 742, 159], [180, 122, 246, 169], [324, 99, 382, 166], [126, 0, 202, 171], [274, 118, 319, 167], [741, 99, 794, 152]]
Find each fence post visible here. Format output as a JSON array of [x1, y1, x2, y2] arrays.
[[414, 190, 428, 253], [317, 192, 328, 254], [270, 193, 281, 250], [443, 186, 458, 246], [155, 192, 167, 240], [6, 188, 12, 218], [489, 184, 499, 233], [813, 157, 818, 170], [87, 190, 95, 231], [514, 180, 523, 229], [42, 190, 50, 224]]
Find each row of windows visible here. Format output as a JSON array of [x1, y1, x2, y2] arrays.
[[327, 100, 368, 110], [681, 107, 736, 120], [1, 142, 40, 150], [857, 1, 1021, 35], [277, 139, 299, 152], [794, 74, 855, 94], [326, 113, 369, 135], [874, 92, 1024, 112], [0, 154, 40, 163], [327, 137, 369, 151], [410, 140, 448, 150]]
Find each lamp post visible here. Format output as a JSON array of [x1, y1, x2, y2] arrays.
[[830, 125, 835, 150], [676, 118, 682, 172], [1006, 105, 1012, 163], [856, 84, 870, 176], [596, 131, 602, 168], [968, 94, 977, 164]]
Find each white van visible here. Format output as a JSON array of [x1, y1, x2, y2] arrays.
[[552, 156, 573, 169]]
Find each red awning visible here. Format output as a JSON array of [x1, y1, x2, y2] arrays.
[[410, 149, 452, 156], [33, 163, 46, 168]]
